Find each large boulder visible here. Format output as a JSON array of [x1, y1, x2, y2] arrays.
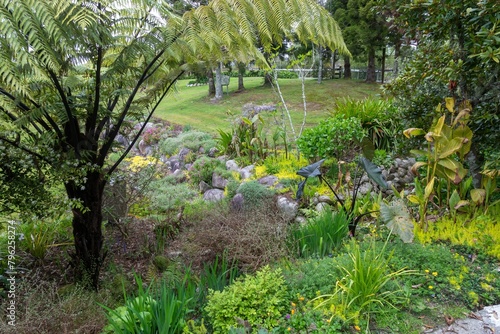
[[203, 189, 225, 202], [212, 172, 228, 189], [277, 196, 298, 221]]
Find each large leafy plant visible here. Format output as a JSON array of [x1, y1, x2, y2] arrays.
[[404, 98, 473, 228], [296, 157, 388, 237]]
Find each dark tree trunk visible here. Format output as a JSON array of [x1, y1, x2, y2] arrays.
[[237, 62, 245, 91], [366, 47, 377, 83], [394, 41, 401, 76], [66, 171, 106, 290], [344, 56, 351, 79], [207, 69, 215, 97], [263, 72, 273, 86], [381, 47, 386, 84]]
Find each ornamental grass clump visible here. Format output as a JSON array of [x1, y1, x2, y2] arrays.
[[314, 237, 415, 327], [289, 209, 349, 258]]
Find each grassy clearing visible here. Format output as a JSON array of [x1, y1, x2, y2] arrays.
[[155, 77, 382, 133]]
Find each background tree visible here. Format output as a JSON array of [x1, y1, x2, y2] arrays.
[[327, 0, 388, 82], [383, 0, 500, 180], [0, 0, 348, 289]]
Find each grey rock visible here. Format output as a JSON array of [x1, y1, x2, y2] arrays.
[[358, 183, 373, 196], [203, 189, 225, 202], [208, 147, 219, 157], [226, 159, 239, 172], [115, 134, 129, 147], [212, 172, 228, 189], [397, 167, 407, 177], [198, 146, 205, 154], [240, 165, 255, 180], [258, 175, 279, 187], [178, 147, 191, 161], [318, 195, 334, 204], [315, 202, 330, 213], [230, 193, 245, 211], [138, 139, 148, 155], [172, 169, 186, 182], [294, 216, 308, 225], [199, 181, 212, 193], [277, 196, 298, 220], [386, 174, 395, 181]]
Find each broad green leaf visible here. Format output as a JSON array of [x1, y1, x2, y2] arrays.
[[455, 200, 469, 210], [403, 128, 425, 138], [424, 178, 435, 199], [410, 149, 430, 159], [445, 97, 455, 113], [471, 189, 486, 204], [438, 137, 464, 159], [358, 157, 388, 189], [380, 200, 414, 243], [407, 195, 421, 204], [449, 190, 460, 211], [431, 116, 445, 136], [411, 161, 428, 175]]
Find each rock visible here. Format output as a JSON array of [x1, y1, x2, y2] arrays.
[[397, 167, 407, 177], [203, 189, 225, 202], [115, 134, 129, 147], [212, 172, 228, 189], [240, 165, 254, 180], [277, 196, 298, 220], [358, 183, 373, 196], [226, 159, 239, 172], [178, 147, 192, 161], [386, 174, 395, 181], [208, 147, 219, 157], [167, 156, 181, 171], [315, 202, 330, 213], [172, 169, 186, 182], [294, 216, 308, 225], [198, 146, 205, 154], [138, 139, 148, 155], [230, 193, 245, 211], [199, 181, 212, 193], [318, 195, 334, 205], [258, 175, 279, 187]]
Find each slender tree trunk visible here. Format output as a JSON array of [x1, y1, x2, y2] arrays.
[[344, 56, 351, 79], [237, 62, 245, 91], [215, 62, 223, 99], [381, 47, 386, 84], [207, 69, 215, 97], [366, 47, 377, 83], [317, 46, 323, 84], [394, 42, 401, 77], [66, 171, 106, 290]]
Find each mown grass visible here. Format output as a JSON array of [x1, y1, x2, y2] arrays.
[[155, 77, 382, 133]]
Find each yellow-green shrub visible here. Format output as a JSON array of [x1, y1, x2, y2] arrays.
[[205, 266, 288, 333]]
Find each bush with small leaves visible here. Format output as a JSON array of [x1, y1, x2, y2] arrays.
[[205, 266, 288, 333]]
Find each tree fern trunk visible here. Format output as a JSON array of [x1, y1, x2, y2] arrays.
[[344, 56, 351, 79], [66, 172, 106, 290]]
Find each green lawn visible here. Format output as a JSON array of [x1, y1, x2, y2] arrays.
[[155, 77, 382, 134]]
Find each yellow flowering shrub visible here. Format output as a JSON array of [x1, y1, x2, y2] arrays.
[[125, 155, 159, 173]]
